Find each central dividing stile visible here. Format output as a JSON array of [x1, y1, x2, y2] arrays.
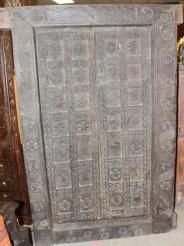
[[35, 26, 152, 226]]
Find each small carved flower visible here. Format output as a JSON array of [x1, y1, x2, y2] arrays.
[[110, 193, 123, 206], [140, 7, 154, 20], [109, 168, 122, 181], [161, 30, 174, 41], [130, 141, 142, 155], [80, 196, 93, 210], [160, 13, 171, 24], [160, 131, 175, 153], [32, 201, 45, 214], [59, 200, 71, 212], [160, 180, 173, 191], [31, 182, 42, 193], [100, 230, 110, 240], [161, 53, 173, 65], [129, 115, 141, 128]]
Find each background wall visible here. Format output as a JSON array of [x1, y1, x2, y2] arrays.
[[32, 0, 180, 5]]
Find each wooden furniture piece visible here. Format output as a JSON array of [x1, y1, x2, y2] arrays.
[[0, 31, 31, 224], [0, 0, 31, 225], [0, 202, 32, 245], [177, 13, 184, 204], [0, 4, 182, 245], [177, 64, 184, 203]]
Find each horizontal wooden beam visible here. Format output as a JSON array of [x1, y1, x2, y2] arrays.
[[0, 4, 183, 30]]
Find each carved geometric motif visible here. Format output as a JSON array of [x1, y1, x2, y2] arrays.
[[108, 132, 122, 157], [77, 135, 92, 160], [128, 131, 143, 156], [51, 113, 68, 137], [48, 88, 67, 112], [126, 38, 141, 56], [36, 28, 98, 223], [75, 112, 91, 134], [106, 87, 121, 107], [80, 187, 94, 212], [55, 164, 72, 189], [47, 60, 66, 87], [108, 158, 123, 183], [35, 26, 152, 223], [53, 138, 70, 162], [78, 161, 93, 187], [57, 190, 73, 215], [74, 92, 90, 111], [128, 87, 142, 106], [128, 156, 144, 181], [96, 26, 151, 218], [130, 182, 144, 208], [128, 107, 142, 129], [107, 111, 121, 131], [109, 183, 124, 209]]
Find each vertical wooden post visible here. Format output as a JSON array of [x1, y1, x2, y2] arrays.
[[177, 64, 184, 204]]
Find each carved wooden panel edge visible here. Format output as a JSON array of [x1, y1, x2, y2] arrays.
[[11, 14, 52, 231], [152, 12, 178, 234], [15, 4, 183, 26], [52, 222, 152, 244], [31, 221, 153, 244], [0, 4, 182, 30]]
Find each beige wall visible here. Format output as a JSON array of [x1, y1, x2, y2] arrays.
[[33, 0, 180, 5]]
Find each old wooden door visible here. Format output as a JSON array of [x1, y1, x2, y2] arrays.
[[0, 4, 182, 245]]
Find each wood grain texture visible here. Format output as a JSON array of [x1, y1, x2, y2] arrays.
[[0, 0, 32, 225], [5, 4, 183, 245], [0, 31, 32, 224], [177, 65, 184, 203]]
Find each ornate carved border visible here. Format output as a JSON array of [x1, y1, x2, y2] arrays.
[[11, 14, 52, 237], [0, 4, 182, 245], [0, 4, 183, 29], [152, 11, 178, 233]]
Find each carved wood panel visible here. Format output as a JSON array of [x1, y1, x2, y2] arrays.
[[35, 26, 152, 224], [0, 4, 182, 245]]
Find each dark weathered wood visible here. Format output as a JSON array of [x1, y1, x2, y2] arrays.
[[0, 30, 31, 224], [0, 202, 32, 245], [0, 0, 32, 225], [0, 31, 20, 201], [0, 4, 182, 245]]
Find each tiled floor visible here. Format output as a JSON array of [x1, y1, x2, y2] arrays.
[[56, 206, 184, 246]]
